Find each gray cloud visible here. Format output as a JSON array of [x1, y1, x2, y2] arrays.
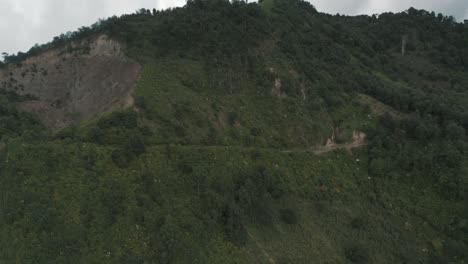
[[1, 0, 467, 55], [0, 0, 186, 55], [313, 0, 468, 19]]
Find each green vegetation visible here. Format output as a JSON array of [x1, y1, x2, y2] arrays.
[[1, 0, 467, 263], [0, 91, 45, 140]]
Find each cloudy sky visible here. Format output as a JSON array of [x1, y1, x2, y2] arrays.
[[1, 0, 467, 55]]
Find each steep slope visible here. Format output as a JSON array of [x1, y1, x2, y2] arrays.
[[0, 35, 141, 129], [0, 0, 467, 263]]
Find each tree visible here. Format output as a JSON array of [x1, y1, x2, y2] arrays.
[[345, 244, 369, 263], [279, 208, 298, 225], [136, 8, 149, 15], [407, 7, 417, 16], [437, 13, 444, 22], [111, 149, 131, 168], [445, 121, 465, 140], [445, 15, 455, 24], [222, 203, 247, 246], [1, 52, 9, 64], [124, 132, 146, 156]]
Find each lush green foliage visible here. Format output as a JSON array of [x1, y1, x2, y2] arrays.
[[1, 0, 467, 263], [0, 91, 45, 139]]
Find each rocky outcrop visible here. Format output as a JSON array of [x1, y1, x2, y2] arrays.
[[0, 35, 141, 129]]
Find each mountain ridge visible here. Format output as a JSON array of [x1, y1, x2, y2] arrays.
[[0, 0, 467, 263]]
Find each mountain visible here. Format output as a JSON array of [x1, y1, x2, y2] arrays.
[[0, 0, 467, 263]]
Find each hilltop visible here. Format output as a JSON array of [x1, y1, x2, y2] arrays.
[[0, 0, 467, 263]]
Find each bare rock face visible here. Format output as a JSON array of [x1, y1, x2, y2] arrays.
[[0, 35, 141, 129]]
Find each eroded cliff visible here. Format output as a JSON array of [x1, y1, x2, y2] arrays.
[[0, 35, 141, 129]]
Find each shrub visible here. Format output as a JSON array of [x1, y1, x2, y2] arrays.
[[344, 244, 369, 263], [97, 111, 138, 130], [87, 126, 104, 144], [222, 204, 248, 246], [111, 149, 132, 168], [227, 112, 238, 126], [350, 216, 366, 230], [124, 132, 146, 156], [279, 208, 298, 225]]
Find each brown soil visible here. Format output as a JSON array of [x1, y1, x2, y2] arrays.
[[281, 130, 367, 154], [0, 35, 141, 130], [312, 130, 367, 154]]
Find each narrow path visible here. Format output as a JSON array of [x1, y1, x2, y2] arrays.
[[311, 141, 367, 154], [280, 141, 367, 155], [151, 141, 367, 155]]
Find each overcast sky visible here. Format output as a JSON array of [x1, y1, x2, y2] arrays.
[[1, 0, 467, 55]]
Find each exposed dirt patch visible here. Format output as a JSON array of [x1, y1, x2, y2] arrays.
[[213, 112, 228, 130], [0, 35, 141, 130], [271, 77, 286, 98], [279, 130, 366, 155], [313, 130, 367, 154]]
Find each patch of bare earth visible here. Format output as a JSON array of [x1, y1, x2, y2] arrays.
[[312, 130, 367, 154], [0, 35, 141, 130]]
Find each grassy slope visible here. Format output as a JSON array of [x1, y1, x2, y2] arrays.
[[135, 57, 336, 148]]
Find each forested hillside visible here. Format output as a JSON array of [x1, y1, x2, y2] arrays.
[[0, 0, 467, 263]]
